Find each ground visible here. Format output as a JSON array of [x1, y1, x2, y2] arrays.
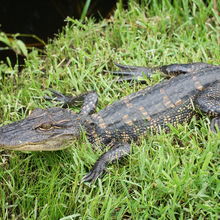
[[0, 1, 219, 219]]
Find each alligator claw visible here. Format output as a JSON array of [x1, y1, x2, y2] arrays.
[[82, 160, 106, 182], [44, 89, 82, 107], [116, 75, 144, 82], [44, 89, 71, 103], [110, 63, 157, 82], [114, 63, 155, 76], [210, 117, 220, 133]]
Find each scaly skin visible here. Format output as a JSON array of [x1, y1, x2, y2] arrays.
[[1, 62, 220, 182]]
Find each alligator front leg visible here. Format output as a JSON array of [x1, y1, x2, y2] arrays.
[[112, 62, 216, 81], [45, 90, 98, 115], [82, 143, 130, 182], [159, 62, 215, 76], [195, 81, 220, 132]]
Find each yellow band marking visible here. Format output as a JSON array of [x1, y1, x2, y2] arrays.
[[123, 97, 133, 108], [192, 76, 204, 91], [175, 99, 183, 106], [138, 106, 152, 121]]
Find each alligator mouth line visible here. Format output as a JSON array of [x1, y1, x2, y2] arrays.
[[1, 137, 75, 151]]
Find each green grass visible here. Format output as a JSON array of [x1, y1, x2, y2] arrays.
[[0, 0, 220, 219]]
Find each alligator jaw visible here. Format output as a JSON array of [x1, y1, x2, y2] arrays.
[[0, 137, 75, 151]]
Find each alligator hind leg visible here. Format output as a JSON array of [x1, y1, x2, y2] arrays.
[[159, 62, 215, 76], [195, 81, 220, 132], [45, 90, 98, 115], [82, 143, 130, 182], [113, 62, 215, 81]]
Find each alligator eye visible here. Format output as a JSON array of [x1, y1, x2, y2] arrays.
[[38, 122, 53, 130]]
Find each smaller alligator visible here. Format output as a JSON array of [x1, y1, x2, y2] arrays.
[[0, 62, 220, 182]]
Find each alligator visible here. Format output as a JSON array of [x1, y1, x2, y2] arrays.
[[0, 62, 220, 182]]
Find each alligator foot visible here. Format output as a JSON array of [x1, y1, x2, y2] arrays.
[[82, 143, 130, 182], [82, 158, 106, 183], [45, 90, 98, 115], [210, 117, 220, 132], [111, 63, 156, 82], [44, 89, 75, 107]]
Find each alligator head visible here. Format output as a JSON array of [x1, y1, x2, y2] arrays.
[[0, 107, 82, 151]]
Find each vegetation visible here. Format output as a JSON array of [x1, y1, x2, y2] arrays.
[[0, 0, 219, 219]]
